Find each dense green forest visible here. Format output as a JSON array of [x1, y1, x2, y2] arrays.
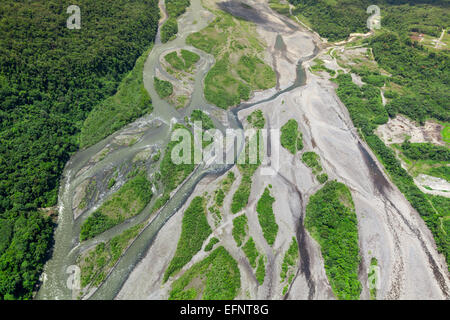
[[401, 141, 450, 161], [0, 0, 160, 299], [288, 0, 449, 41]]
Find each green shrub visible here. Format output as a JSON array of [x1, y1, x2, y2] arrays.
[[161, 17, 178, 43], [191, 109, 214, 130], [317, 173, 329, 184], [281, 119, 303, 154], [281, 237, 299, 283], [204, 237, 219, 252], [401, 141, 449, 162], [165, 0, 190, 18], [154, 77, 173, 98], [256, 188, 278, 246], [232, 214, 248, 247], [247, 110, 265, 129], [169, 246, 241, 300], [256, 256, 266, 285], [242, 237, 259, 268], [302, 152, 322, 174], [107, 178, 116, 189], [305, 181, 361, 300]]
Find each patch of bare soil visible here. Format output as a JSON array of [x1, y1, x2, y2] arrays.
[[375, 115, 445, 146]]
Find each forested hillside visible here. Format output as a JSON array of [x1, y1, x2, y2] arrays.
[[0, 0, 160, 299], [288, 0, 449, 41]]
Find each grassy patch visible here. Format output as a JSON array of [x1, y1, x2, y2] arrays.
[[231, 137, 262, 214], [154, 76, 173, 99], [255, 256, 266, 285], [158, 124, 195, 201], [247, 109, 265, 129], [305, 181, 361, 300], [181, 49, 201, 70], [164, 49, 200, 73], [186, 9, 275, 109], [232, 214, 248, 247], [242, 237, 259, 268], [281, 119, 303, 154], [269, 0, 290, 15], [310, 58, 336, 76], [368, 257, 378, 300], [302, 152, 322, 174], [280, 237, 299, 285], [164, 196, 212, 282], [256, 187, 279, 246], [79, 224, 142, 289], [80, 172, 152, 241], [442, 123, 450, 146], [190, 109, 214, 130], [169, 246, 241, 300], [164, 51, 185, 70], [204, 237, 219, 252]]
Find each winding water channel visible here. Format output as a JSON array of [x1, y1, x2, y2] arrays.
[[37, 0, 318, 300]]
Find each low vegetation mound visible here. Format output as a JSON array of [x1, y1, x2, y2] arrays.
[[164, 196, 212, 281], [169, 246, 241, 300], [305, 181, 361, 300], [281, 119, 303, 154], [186, 9, 276, 109], [256, 187, 279, 246], [80, 172, 152, 241]]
